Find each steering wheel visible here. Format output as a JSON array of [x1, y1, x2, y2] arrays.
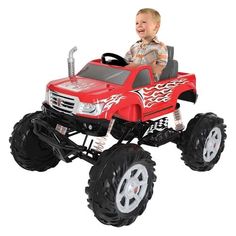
[[101, 53, 128, 66]]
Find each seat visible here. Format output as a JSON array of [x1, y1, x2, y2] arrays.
[[159, 46, 178, 80]]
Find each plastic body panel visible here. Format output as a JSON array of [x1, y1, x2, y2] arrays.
[[46, 60, 197, 122]]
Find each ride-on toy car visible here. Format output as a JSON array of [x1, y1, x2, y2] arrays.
[[10, 46, 226, 226]]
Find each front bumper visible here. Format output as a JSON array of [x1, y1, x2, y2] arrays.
[[42, 103, 110, 136]]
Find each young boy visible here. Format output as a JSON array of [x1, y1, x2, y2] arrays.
[[125, 8, 168, 80]]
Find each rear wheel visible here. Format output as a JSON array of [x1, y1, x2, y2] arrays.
[[86, 144, 156, 226], [178, 113, 226, 171], [10, 111, 60, 171]]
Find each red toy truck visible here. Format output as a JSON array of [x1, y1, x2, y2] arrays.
[[10, 46, 226, 226]]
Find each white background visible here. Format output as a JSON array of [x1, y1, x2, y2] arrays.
[[0, 0, 235, 235]]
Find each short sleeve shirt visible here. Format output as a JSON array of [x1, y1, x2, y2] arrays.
[[125, 37, 168, 67]]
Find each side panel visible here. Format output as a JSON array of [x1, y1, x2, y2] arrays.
[[115, 104, 142, 121], [102, 92, 144, 121], [135, 73, 196, 121], [132, 76, 195, 121], [95, 73, 196, 122]]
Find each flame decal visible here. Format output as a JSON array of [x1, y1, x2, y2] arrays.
[[100, 94, 126, 113], [133, 78, 188, 108]]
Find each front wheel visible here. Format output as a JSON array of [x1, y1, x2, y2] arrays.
[[178, 113, 226, 171], [86, 144, 156, 226], [10, 111, 60, 171]]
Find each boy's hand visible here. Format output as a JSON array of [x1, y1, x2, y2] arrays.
[[151, 60, 165, 76]]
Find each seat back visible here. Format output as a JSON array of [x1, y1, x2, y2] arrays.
[[159, 46, 178, 80]]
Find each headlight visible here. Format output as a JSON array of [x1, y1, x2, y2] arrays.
[[77, 102, 104, 116]]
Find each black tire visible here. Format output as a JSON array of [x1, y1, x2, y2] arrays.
[[86, 144, 156, 226], [10, 111, 60, 171], [178, 113, 226, 171]]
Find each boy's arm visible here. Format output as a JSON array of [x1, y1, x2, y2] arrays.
[[124, 48, 133, 63], [125, 46, 139, 68], [152, 45, 168, 77]]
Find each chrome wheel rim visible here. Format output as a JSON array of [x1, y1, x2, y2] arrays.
[[116, 164, 148, 213], [203, 127, 222, 162]]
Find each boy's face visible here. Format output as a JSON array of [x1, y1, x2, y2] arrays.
[[136, 13, 160, 42]]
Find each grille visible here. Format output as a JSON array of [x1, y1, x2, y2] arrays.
[[49, 91, 76, 115]]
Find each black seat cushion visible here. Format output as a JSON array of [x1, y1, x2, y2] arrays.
[[159, 46, 178, 80]]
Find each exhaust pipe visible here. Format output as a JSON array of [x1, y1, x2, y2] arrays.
[[67, 46, 77, 77]]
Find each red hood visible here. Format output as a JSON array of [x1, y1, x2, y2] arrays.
[[47, 76, 123, 102]]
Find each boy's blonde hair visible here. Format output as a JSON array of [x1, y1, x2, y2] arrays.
[[137, 8, 161, 24]]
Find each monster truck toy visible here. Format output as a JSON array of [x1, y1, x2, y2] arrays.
[[10, 46, 226, 226]]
